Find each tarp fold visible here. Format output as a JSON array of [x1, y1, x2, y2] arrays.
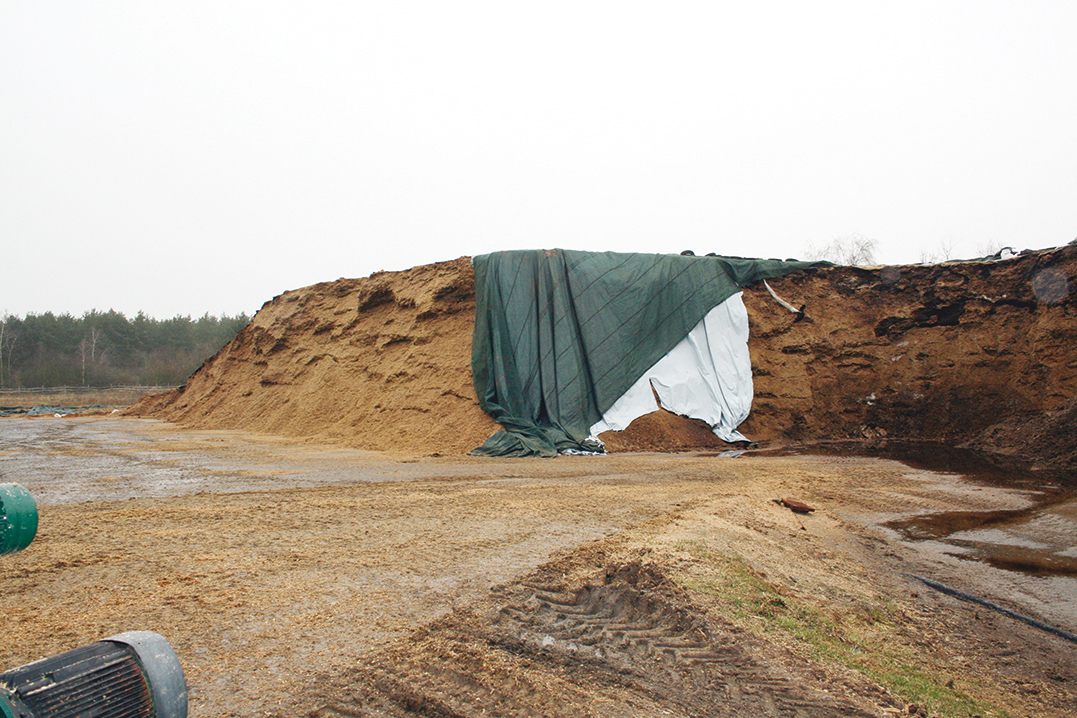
[[470, 249, 824, 457]]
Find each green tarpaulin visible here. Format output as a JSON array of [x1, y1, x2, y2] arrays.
[[470, 249, 826, 457]]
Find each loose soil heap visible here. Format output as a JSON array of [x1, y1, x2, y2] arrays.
[[129, 258, 497, 455], [128, 246, 1076, 471]]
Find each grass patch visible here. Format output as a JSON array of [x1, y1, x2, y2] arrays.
[[672, 540, 1007, 718]]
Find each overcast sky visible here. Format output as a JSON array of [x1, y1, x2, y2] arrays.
[[3, 2, 1075, 319]]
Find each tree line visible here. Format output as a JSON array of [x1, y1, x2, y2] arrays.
[[0, 310, 251, 389]]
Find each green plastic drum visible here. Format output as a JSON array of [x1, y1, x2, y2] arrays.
[[0, 483, 38, 555]]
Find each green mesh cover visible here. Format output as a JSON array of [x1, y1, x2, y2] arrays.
[[470, 249, 825, 456]]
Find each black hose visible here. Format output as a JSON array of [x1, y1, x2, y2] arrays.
[[907, 573, 1077, 645]]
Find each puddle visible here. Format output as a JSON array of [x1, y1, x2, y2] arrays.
[[753, 440, 1077, 580], [753, 439, 1061, 486], [886, 501, 1077, 578], [872, 445, 1077, 580], [0, 417, 445, 505]]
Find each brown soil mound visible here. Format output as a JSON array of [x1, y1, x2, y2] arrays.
[[972, 395, 1077, 472], [128, 257, 498, 455], [128, 246, 1077, 468], [738, 246, 1076, 449]]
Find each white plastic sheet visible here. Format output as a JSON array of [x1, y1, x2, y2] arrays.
[[589, 292, 753, 443]]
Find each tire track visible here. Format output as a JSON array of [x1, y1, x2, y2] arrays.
[[305, 560, 882, 717]]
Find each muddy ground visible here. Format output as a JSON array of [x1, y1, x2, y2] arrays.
[[2, 416, 1074, 718]]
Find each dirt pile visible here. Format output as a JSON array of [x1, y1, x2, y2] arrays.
[[128, 257, 498, 455], [737, 244, 1076, 471], [128, 246, 1077, 467]]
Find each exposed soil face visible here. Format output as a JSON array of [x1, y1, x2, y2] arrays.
[[127, 257, 498, 456], [126, 247, 1077, 473], [2, 418, 1075, 718], [738, 246, 1077, 472]]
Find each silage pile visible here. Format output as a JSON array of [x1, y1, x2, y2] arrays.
[[129, 246, 1077, 468], [129, 257, 498, 455]]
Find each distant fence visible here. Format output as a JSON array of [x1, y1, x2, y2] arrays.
[[0, 385, 179, 396]]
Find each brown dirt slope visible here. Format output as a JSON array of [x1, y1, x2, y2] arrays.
[[128, 257, 498, 455], [737, 244, 1077, 471], [128, 246, 1077, 466]]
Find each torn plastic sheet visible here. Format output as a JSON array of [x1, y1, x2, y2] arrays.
[[589, 292, 753, 443]]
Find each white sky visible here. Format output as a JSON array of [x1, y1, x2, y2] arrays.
[[2, 1, 1075, 319]]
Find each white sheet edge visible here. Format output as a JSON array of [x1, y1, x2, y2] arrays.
[[589, 292, 753, 443]]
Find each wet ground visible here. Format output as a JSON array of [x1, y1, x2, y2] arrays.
[[5, 418, 1077, 633], [887, 496, 1077, 576], [878, 465, 1077, 637], [762, 440, 1077, 590], [0, 416, 517, 504], [2, 417, 1076, 717]]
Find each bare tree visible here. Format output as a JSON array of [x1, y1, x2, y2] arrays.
[[77, 327, 102, 386], [0, 318, 15, 388], [78, 336, 88, 386], [805, 234, 879, 266], [919, 238, 959, 264]]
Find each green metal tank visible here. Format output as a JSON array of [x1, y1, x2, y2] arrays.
[[0, 483, 38, 555]]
